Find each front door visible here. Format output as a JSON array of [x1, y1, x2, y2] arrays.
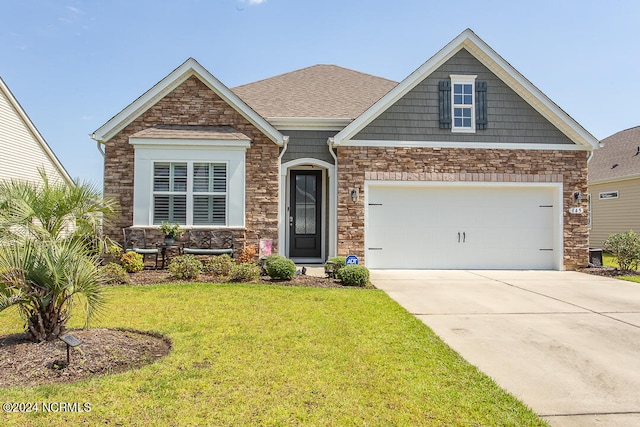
[[289, 170, 322, 258]]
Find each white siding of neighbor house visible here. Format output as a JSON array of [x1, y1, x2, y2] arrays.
[[589, 177, 640, 248], [0, 80, 71, 186]]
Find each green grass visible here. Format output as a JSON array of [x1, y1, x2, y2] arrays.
[[0, 283, 547, 426], [602, 252, 640, 283]]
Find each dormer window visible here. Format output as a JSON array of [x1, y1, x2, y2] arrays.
[[451, 75, 476, 133]]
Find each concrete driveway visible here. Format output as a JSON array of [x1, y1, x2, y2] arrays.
[[371, 270, 640, 427]]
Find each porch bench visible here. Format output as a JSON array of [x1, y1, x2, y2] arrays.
[[182, 230, 234, 257]]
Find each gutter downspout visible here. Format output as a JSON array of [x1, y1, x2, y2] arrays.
[[277, 136, 289, 256], [327, 137, 338, 258], [90, 133, 105, 158]]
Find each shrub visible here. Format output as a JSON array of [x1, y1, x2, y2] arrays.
[[238, 245, 257, 264], [205, 254, 234, 276], [101, 262, 131, 285], [229, 262, 261, 283], [603, 230, 640, 271], [337, 265, 370, 287], [325, 256, 346, 277], [121, 251, 144, 273], [265, 254, 296, 280], [169, 254, 203, 280]]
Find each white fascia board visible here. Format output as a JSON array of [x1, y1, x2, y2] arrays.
[[129, 137, 251, 148], [341, 139, 593, 151], [334, 29, 599, 151], [92, 58, 284, 146], [268, 117, 352, 131], [0, 77, 75, 186]]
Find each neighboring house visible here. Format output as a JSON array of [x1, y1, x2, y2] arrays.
[[92, 29, 598, 270], [588, 126, 640, 248], [0, 76, 73, 186]]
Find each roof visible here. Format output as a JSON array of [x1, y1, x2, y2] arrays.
[[92, 58, 284, 146], [589, 126, 640, 183], [332, 29, 600, 151], [130, 125, 250, 141], [231, 64, 398, 120], [0, 76, 74, 186]]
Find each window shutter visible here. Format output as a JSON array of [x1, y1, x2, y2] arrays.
[[475, 81, 487, 130], [438, 80, 451, 129]]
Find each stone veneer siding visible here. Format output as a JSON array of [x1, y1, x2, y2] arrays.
[[337, 147, 589, 269], [103, 76, 280, 257]]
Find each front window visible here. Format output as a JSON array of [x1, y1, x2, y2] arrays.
[[153, 162, 227, 226], [450, 75, 477, 133]]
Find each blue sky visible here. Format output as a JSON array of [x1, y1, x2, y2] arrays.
[[1, 0, 638, 185]]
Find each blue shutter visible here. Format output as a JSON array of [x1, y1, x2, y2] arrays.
[[475, 81, 487, 130], [439, 81, 451, 129]]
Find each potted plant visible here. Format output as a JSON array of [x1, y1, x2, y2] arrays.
[[160, 222, 182, 245]]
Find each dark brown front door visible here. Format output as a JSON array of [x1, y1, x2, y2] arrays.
[[289, 170, 322, 258]]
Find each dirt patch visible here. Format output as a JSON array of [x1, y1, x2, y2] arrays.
[[579, 266, 640, 278], [0, 328, 171, 388]]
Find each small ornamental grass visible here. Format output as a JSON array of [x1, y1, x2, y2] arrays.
[[101, 262, 131, 285], [121, 251, 144, 273], [204, 254, 234, 276], [265, 254, 296, 280], [337, 264, 370, 287], [169, 254, 203, 280], [229, 262, 260, 283]]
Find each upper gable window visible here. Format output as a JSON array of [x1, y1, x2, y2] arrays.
[[451, 75, 476, 133], [439, 76, 487, 131]]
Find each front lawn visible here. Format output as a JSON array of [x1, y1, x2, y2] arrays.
[[0, 283, 546, 426], [602, 252, 640, 283]]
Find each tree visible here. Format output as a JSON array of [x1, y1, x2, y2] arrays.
[[0, 238, 106, 342]]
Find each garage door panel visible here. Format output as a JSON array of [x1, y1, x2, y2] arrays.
[[366, 184, 559, 270]]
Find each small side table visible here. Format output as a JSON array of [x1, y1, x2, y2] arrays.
[[157, 244, 181, 269]]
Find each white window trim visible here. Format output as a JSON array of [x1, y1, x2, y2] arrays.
[[130, 140, 247, 228], [450, 74, 477, 134]]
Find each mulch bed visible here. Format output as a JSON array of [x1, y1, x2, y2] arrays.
[[578, 266, 640, 278], [122, 268, 345, 288], [0, 328, 171, 388]]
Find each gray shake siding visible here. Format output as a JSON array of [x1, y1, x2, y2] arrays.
[[354, 49, 573, 145], [281, 130, 336, 164]]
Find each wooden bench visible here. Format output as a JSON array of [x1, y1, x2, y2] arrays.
[[182, 230, 234, 257]]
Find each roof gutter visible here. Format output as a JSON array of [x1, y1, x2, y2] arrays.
[[90, 133, 105, 158], [327, 137, 338, 257]]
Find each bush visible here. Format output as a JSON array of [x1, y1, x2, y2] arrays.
[[169, 254, 203, 280], [101, 262, 131, 285], [238, 245, 257, 264], [603, 230, 640, 271], [265, 254, 296, 280], [229, 262, 261, 283], [204, 254, 234, 276], [337, 265, 370, 287], [121, 251, 144, 273], [325, 256, 346, 277]]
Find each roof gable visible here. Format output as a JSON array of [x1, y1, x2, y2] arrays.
[[589, 126, 640, 183], [0, 77, 73, 186], [92, 58, 284, 146], [332, 29, 599, 150]]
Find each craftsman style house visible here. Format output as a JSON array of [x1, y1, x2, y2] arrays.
[[92, 29, 598, 270]]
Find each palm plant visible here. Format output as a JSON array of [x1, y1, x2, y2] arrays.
[[0, 238, 106, 342], [0, 170, 117, 246]]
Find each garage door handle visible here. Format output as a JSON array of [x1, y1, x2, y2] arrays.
[[463, 232, 466, 243], [458, 232, 460, 243]]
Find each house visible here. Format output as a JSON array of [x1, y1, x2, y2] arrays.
[[0, 76, 73, 186], [588, 126, 640, 248], [91, 29, 598, 270]]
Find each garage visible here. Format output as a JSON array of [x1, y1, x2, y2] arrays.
[[365, 182, 562, 270]]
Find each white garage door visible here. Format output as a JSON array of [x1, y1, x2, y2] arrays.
[[365, 183, 561, 270]]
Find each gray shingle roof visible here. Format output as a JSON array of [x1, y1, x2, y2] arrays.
[[231, 64, 398, 119], [589, 126, 640, 182]]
